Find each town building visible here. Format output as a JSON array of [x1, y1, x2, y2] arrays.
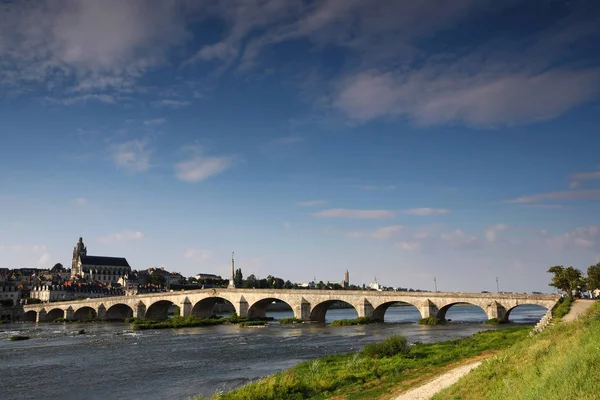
[[0, 285, 21, 305], [71, 237, 132, 284]]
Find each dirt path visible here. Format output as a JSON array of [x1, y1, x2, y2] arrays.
[[562, 299, 596, 322], [394, 361, 482, 400]]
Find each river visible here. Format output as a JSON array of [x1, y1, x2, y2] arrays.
[[0, 304, 546, 400]]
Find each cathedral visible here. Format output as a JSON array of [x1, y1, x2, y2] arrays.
[[71, 237, 132, 284]]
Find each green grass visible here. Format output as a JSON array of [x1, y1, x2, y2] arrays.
[[331, 317, 371, 326], [418, 316, 445, 325], [279, 317, 303, 325], [551, 296, 573, 320], [195, 326, 531, 400], [484, 318, 507, 325], [433, 301, 600, 400]]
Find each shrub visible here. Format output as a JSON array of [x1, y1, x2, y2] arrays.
[[239, 321, 268, 327], [363, 335, 409, 358], [485, 318, 507, 325], [418, 317, 445, 325], [9, 335, 30, 341], [331, 317, 370, 326], [279, 317, 303, 325]]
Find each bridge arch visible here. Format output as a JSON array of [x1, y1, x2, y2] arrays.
[[247, 298, 295, 319], [22, 310, 37, 322], [371, 301, 422, 322], [146, 300, 175, 320], [47, 308, 65, 321], [73, 306, 97, 321], [191, 297, 236, 318], [436, 301, 487, 322], [309, 300, 358, 323], [105, 304, 134, 321], [505, 303, 549, 323]]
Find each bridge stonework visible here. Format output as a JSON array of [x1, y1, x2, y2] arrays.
[[20, 289, 560, 323]]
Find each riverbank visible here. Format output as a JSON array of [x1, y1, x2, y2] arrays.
[[432, 300, 600, 399], [195, 325, 531, 400]]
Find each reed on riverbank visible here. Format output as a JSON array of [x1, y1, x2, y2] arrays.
[[196, 326, 530, 400], [129, 315, 253, 330], [433, 301, 600, 399]]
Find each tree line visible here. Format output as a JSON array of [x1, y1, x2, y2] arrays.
[[548, 262, 600, 299]]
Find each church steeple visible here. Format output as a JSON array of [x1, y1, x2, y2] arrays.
[[72, 237, 87, 275]]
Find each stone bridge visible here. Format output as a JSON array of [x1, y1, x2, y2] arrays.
[[20, 289, 560, 323]]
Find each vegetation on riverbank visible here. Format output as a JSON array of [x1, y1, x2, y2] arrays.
[[128, 315, 253, 330], [433, 301, 600, 399], [484, 318, 507, 325], [9, 335, 30, 341], [196, 326, 530, 400], [331, 317, 370, 326], [279, 317, 303, 325], [418, 316, 445, 325], [551, 296, 573, 319], [240, 321, 268, 327]]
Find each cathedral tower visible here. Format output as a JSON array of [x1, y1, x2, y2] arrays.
[[72, 237, 87, 277]]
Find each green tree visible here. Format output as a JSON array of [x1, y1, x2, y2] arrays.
[[150, 272, 166, 286], [548, 265, 584, 299], [587, 262, 600, 294], [284, 280, 293, 289], [234, 268, 243, 288], [316, 280, 325, 290], [244, 274, 258, 288]]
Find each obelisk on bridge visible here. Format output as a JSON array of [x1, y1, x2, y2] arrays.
[[228, 252, 235, 288]]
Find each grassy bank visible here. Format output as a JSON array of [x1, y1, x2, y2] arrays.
[[196, 326, 530, 400], [331, 317, 370, 326], [433, 301, 600, 400], [551, 296, 573, 320]]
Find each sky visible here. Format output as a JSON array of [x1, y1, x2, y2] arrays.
[[1, 0, 599, 294]]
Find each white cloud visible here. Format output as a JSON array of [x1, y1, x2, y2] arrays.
[[0, 1, 188, 94], [175, 147, 235, 183], [100, 230, 144, 243], [143, 118, 167, 126], [73, 197, 87, 206], [151, 99, 191, 108], [348, 225, 403, 239], [506, 190, 600, 204], [402, 208, 450, 216], [395, 241, 422, 252], [38, 252, 51, 265], [570, 170, 600, 189], [0, 244, 52, 267], [441, 230, 479, 249], [184, 249, 212, 260], [298, 200, 326, 207], [110, 139, 151, 173], [312, 209, 396, 219], [485, 224, 508, 243], [546, 226, 599, 250], [334, 68, 600, 126], [283, 221, 291, 229]]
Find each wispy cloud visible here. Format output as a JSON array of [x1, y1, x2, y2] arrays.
[[395, 241, 422, 252], [110, 139, 151, 174], [175, 145, 235, 183], [73, 197, 87, 206], [441, 230, 479, 249], [570, 169, 600, 188], [485, 224, 508, 243], [151, 99, 191, 108], [505, 190, 600, 203], [283, 221, 291, 229], [312, 209, 396, 220], [99, 230, 144, 243], [348, 225, 403, 239], [298, 200, 326, 207], [143, 118, 167, 126], [402, 208, 450, 216], [184, 248, 212, 260], [546, 226, 599, 250]]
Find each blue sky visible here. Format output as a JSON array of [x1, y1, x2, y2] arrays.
[[1, 0, 599, 293]]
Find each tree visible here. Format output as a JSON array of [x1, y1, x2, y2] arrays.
[[316, 280, 325, 290], [548, 265, 585, 299], [51, 263, 65, 273], [587, 262, 600, 294], [244, 274, 258, 288], [284, 280, 293, 289], [234, 268, 243, 288], [150, 272, 166, 286]]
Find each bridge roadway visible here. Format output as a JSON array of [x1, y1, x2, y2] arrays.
[[20, 289, 560, 323]]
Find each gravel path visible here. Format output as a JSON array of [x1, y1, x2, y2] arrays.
[[394, 361, 482, 400], [562, 299, 596, 322]]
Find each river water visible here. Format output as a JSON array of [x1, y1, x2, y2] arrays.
[[0, 305, 546, 400]]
